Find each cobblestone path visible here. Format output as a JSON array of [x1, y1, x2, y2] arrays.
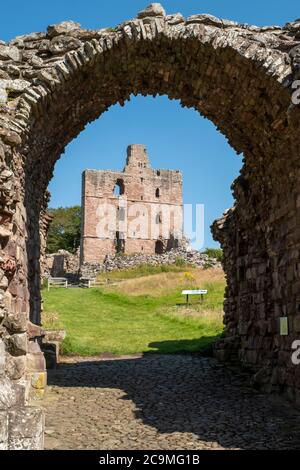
[[43, 354, 300, 450]]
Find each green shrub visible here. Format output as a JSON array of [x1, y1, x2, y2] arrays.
[[182, 271, 197, 288], [161, 264, 169, 272], [203, 262, 213, 270], [115, 251, 127, 258], [203, 248, 223, 262], [41, 278, 48, 290], [175, 256, 186, 267]]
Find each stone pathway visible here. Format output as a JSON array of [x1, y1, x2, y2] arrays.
[[43, 354, 300, 450]]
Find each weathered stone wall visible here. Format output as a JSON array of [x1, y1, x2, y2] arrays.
[[44, 249, 80, 280], [80, 247, 221, 278], [81, 144, 183, 263], [0, 103, 45, 450], [1, 2, 300, 448], [39, 196, 53, 279]]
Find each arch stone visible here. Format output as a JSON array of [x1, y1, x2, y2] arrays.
[[1, 3, 300, 449]]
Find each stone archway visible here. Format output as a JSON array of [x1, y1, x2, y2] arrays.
[[1, 3, 300, 449]]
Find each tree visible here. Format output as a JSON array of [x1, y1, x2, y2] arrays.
[[46, 206, 81, 254], [203, 247, 223, 262]]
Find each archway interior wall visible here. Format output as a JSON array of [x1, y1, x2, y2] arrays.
[[1, 4, 300, 448]]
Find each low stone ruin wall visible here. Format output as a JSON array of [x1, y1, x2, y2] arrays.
[[43, 249, 80, 282], [80, 248, 222, 279], [41, 330, 66, 370]]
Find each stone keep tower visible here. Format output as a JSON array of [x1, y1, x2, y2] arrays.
[[81, 145, 183, 263]]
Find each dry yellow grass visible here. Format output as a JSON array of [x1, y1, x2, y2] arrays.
[[106, 267, 225, 298]]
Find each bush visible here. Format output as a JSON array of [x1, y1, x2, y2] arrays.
[[41, 278, 48, 290], [175, 256, 186, 267], [203, 248, 223, 262], [115, 252, 127, 258], [182, 271, 196, 287], [161, 264, 169, 272], [203, 262, 213, 270]]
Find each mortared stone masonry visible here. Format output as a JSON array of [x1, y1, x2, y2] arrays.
[[1, 2, 300, 448]]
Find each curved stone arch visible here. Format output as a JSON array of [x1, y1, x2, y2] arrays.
[[14, 16, 294, 156], [1, 4, 300, 449]]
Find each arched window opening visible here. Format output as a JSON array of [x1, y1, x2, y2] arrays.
[[155, 188, 160, 198], [114, 179, 125, 196]]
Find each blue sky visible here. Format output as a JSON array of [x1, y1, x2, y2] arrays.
[[1, 1, 298, 249]]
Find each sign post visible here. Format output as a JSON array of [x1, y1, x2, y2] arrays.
[[181, 290, 208, 305]]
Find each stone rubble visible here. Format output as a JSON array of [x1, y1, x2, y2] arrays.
[[80, 248, 221, 279]]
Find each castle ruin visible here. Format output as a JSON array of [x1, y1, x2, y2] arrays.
[[80, 144, 183, 263]]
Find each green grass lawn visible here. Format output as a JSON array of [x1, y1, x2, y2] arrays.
[[42, 268, 225, 356]]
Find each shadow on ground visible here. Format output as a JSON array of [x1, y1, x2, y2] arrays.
[[45, 340, 300, 450]]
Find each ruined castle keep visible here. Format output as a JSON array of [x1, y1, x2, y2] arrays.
[[81, 144, 183, 263]]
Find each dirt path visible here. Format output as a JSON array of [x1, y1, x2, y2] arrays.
[[43, 354, 300, 450]]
